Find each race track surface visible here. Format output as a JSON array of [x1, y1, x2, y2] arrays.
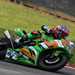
[[0, 61, 75, 75]]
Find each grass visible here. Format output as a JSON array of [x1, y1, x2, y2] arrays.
[[0, 0, 75, 64]]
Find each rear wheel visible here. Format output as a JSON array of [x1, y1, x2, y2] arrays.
[[0, 38, 9, 59], [38, 50, 68, 71], [0, 49, 7, 59]]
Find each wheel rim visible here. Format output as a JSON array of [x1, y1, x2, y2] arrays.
[[45, 57, 60, 64], [41, 53, 61, 65]]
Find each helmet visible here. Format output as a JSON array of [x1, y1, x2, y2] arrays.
[[41, 24, 49, 31], [15, 28, 25, 37]]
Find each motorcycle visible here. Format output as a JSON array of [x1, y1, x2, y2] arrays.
[[0, 28, 74, 71]]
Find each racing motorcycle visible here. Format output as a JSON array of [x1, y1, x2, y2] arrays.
[[0, 27, 74, 71]]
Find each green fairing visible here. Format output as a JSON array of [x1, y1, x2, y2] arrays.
[[28, 32, 41, 39], [27, 33, 34, 39], [15, 28, 24, 37], [42, 34, 72, 59], [13, 45, 43, 65]]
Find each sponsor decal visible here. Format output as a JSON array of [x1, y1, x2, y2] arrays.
[[62, 40, 70, 46], [44, 40, 58, 48], [5, 49, 18, 60], [40, 42, 48, 49], [20, 47, 36, 60], [44, 40, 64, 48], [44, 40, 52, 47], [54, 40, 64, 47]]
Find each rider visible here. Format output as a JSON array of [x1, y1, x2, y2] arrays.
[[41, 24, 69, 39], [15, 24, 69, 44]]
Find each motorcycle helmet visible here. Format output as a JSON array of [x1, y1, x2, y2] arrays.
[[15, 28, 25, 37], [41, 24, 49, 31]]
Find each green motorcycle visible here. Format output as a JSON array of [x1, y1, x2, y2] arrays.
[[0, 27, 74, 71]]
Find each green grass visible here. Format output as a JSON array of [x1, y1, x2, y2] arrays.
[[0, 1, 75, 64], [70, 50, 75, 64]]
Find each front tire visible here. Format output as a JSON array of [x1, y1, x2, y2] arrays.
[[38, 50, 68, 71]]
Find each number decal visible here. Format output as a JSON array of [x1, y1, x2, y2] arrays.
[[5, 49, 18, 60]]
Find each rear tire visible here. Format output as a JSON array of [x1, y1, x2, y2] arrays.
[[38, 50, 68, 71], [0, 49, 7, 59]]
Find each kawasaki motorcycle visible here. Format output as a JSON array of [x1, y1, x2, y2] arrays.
[[0, 29, 74, 71]]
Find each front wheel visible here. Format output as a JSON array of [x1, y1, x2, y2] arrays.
[[38, 50, 68, 71]]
